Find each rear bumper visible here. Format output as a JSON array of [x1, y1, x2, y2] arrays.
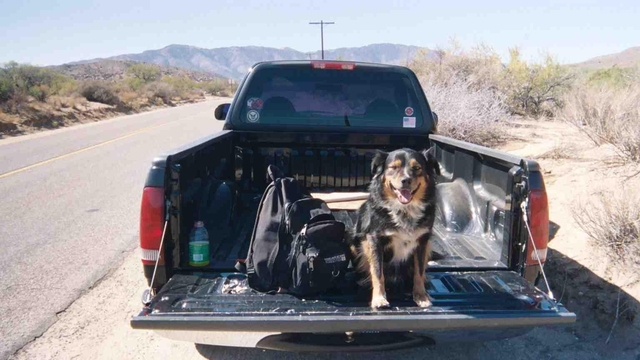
[[153, 327, 540, 351]]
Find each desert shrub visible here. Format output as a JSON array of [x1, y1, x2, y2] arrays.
[[501, 48, 574, 118], [559, 85, 640, 163], [80, 81, 119, 105], [574, 192, 640, 271], [126, 77, 145, 91], [419, 72, 508, 146], [4, 92, 29, 113], [146, 82, 176, 105], [28, 84, 49, 102], [201, 79, 226, 95], [201, 79, 237, 97], [49, 74, 77, 96], [48, 95, 82, 110], [127, 63, 161, 83], [411, 42, 503, 91], [410, 43, 509, 146], [0, 72, 13, 102], [411, 44, 574, 119], [586, 67, 639, 89], [0, 62, 76, 103], [162, 75, 196, 96]]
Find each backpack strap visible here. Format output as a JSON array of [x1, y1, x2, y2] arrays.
[[266, 164, 285, 184]]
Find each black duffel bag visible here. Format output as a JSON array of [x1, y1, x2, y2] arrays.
[[245, 165, 350, 295]]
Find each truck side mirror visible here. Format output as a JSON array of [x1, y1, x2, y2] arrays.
[[214, 103, 231, 120]]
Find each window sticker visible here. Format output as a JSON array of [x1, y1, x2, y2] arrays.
[[403, 117, 416, 128], [247, 110, 260, 123], [404, 107, 414, 116], [247, 98, 263, 110]]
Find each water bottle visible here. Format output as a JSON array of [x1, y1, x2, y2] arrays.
[[189, 221, 210, 267]]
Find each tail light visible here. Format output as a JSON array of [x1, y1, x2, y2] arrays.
[[311, 61, 356, 70], [140, 187, 165, 265], [525, 185, 549, 266]]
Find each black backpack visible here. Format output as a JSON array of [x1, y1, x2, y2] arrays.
[[245, 165, 350, 295]]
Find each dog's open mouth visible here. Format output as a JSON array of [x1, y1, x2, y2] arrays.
[[390, 183, 420, 205]]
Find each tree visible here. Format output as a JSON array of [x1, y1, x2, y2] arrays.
[[502, 48, 574, 117], [127, 64, 161, 83]]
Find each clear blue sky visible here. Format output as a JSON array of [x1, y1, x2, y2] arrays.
[[1, 0, 638, 66]]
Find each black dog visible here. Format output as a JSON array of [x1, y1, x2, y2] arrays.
[[348, 148, 440, 309]]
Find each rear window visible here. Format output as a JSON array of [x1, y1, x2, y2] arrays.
[[238, 65, 424, 128]]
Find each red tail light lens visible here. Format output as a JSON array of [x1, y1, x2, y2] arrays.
[[311, 61, 356, 70], [526, 187, 549, 266], [140, 187, 165, 265]]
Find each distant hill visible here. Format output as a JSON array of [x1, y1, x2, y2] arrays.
[[572, 47, 640, 69], [68, 43, 426, 80], [51, 59, 226, 82]]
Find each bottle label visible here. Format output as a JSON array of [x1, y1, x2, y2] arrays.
[[189, 241, 210, 267]]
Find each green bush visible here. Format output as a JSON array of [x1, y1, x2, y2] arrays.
[[201, 79, 237, 96], [126, 77, 145, 91], [0, 62, 77, 103], [162, 76, 197, 96], [501, 48, 574, 117], [28, 85, 49, 102], [146, 82, 176, 105], [80, 82, 119, 105], [127, 63, 161, 83], [586, 67, 639, 89], [410, 44, 575, 119], [0, 73, 12, 102]]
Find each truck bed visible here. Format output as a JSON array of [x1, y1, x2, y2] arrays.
[[190, 191, 504, 272]]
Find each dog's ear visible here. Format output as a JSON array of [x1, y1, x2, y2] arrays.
[[422, 147, 441, 176], [371, 150, 388, 179]]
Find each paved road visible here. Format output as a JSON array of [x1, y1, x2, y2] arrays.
[[0, 99, 227, 359]]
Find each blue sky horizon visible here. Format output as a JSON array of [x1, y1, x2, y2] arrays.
[[2, 0, 639, 66]]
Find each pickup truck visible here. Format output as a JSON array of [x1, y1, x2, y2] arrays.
[[131, 60, 576, 352]]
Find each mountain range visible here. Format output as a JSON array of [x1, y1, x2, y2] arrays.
[[572, 47, 640, 69], [52, 59, 224, 82], [62, 44, 640, 82], [70, 43, 426, 80]]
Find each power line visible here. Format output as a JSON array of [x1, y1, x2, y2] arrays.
[[309, 20, 334, 60]]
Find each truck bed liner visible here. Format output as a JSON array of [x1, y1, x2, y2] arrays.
[[133, 270, 574, 333], [202, 199, 504, 271], [153, 271, 551, 314]]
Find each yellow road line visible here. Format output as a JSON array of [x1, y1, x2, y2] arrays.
[[0, 120, 179, 179]]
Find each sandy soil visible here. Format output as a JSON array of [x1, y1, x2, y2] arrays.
[[11, 120, 640, 360]]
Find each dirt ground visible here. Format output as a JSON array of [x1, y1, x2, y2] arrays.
[[0, 96, 212, 139], [11, 120, 640, 360]]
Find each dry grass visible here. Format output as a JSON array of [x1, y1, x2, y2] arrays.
[[559, 86, 640, 164], [573, 191, 640, 271], [409, 43, 520, 146], [419, 72, 508, 146], [47, 95, 86, 110], [538, 143, 578, 160]]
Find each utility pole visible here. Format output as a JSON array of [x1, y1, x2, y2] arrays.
[[309, 20, 334, 59]]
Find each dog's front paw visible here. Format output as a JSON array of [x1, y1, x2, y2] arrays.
[[413, 291, 433, 308], [371, 295, 390, 309]]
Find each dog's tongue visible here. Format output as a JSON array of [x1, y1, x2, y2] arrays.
[[397, 189, 413, 204]]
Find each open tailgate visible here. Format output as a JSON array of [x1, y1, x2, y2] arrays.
[[132, 270, 575, 334]]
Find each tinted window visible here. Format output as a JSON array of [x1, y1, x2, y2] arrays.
[[239, 66, 424, 128]]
